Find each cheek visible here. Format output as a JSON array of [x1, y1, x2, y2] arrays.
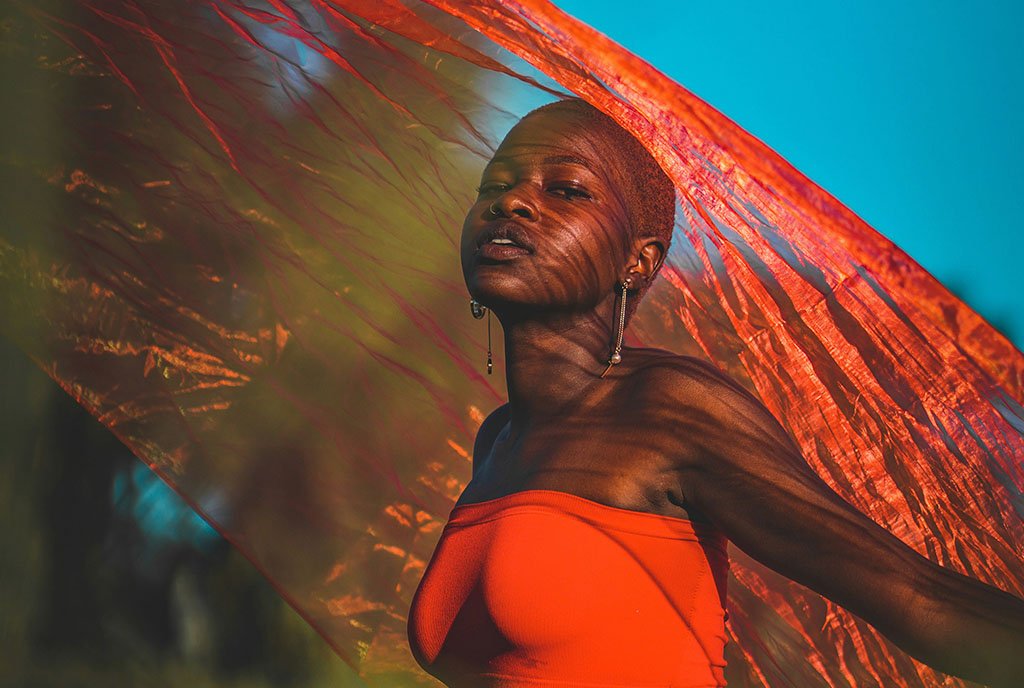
[[460, 204, 484, 250], [543, 211, 624, 299], [566, 208, 627, 265]]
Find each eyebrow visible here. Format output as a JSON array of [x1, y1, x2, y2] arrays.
[[488, 154, 594, 169]]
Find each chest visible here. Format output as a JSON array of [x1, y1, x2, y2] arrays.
[[407, 494, 730, 686], [457, 408, 690, 518]]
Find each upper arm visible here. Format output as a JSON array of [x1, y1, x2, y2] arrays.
[[470, 403, 510, 478], [663, 362, 930, 645]]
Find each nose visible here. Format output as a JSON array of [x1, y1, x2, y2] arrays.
[[489, 189, 539, 222]]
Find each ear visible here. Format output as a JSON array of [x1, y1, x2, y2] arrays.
[[626, 234, 666, 287]]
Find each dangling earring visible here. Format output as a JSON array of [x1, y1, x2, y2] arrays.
[[469, 298, 493, 375], [600, 277, 631, 378]]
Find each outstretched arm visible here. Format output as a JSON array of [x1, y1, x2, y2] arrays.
[[665, 361, 1024, 687]]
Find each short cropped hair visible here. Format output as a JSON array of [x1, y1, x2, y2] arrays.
[[523, 98, 676, 326]]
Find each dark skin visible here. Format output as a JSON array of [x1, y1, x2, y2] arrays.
[[458, 108, 1024, 687]]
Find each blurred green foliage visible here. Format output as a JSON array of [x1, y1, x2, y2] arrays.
[[0, 334, 366, 686]]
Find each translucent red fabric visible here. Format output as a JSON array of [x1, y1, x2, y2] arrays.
[[2, 1, 1022, 686]]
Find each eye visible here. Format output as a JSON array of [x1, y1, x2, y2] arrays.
[[548, 184, 592, 201], [476, 182, 509, 196]]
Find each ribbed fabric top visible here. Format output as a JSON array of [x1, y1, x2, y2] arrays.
[[408, 489, 730, 688]]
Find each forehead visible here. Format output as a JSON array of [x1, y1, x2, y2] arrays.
[[489, 109, 611, 173]]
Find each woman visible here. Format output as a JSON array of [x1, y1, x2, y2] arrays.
[[407, 98, 1024, 687]]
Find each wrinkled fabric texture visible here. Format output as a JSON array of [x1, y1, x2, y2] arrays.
[[1, 1, 1022, 686]]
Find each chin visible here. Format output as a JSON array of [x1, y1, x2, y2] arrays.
[[465, 266, 524, 300]]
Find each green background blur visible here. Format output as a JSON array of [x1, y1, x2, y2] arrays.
[[0, 342, 365, 686]]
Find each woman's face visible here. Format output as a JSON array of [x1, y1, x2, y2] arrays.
[[460, 108, 632, 317]]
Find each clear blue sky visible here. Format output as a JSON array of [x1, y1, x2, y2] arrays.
[[557, 0, 1023, 348]]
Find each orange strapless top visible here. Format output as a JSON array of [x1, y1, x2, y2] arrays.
[[407, 489, 730, 687]]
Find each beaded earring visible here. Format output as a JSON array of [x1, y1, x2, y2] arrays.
[[600, 277, 632, 378]]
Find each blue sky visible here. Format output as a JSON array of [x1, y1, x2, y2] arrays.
[[557, 0, 1023, 348]]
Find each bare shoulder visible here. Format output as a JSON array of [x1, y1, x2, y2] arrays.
[[630, 350, 796, 467], [470, 402, 511, 477], [631, 350, 757, 408]]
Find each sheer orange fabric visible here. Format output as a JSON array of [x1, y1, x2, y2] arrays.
[[1, 1, 1021, 686]]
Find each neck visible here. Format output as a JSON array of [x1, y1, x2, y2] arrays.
[[496, 294, 621, 436]]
